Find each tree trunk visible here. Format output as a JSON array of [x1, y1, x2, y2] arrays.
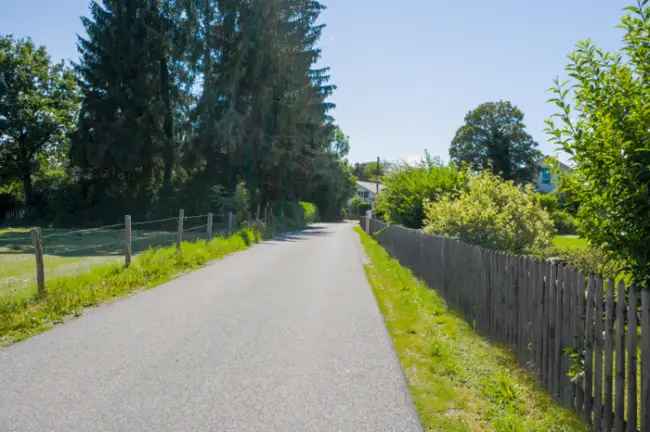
[[22, 172, 33, 208], [160, 55, 175, 192]]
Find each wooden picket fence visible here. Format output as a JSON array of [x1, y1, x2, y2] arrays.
[[361, 217, 650, 432]]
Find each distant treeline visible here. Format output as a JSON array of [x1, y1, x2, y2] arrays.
[[0, 0, 355, 225]]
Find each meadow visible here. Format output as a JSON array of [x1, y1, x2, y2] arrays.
[[0, 222, 217, 302]]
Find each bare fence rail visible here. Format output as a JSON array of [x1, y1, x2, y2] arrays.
[[361, 216, 649, 432]]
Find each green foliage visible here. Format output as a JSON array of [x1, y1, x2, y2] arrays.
[[424, 171, 554, 255], [352, 160, 390, 182], [232, 181, 251, 224], [375, 161, 466, 229], [0, 35, 79, 209], [348, 196, 371, 218], [551, 210, 577, 235], [52, 0, 352, 223], [355, 227, 586, 432], [0, 227, 262, 346], [307, 156, 356, 220], [72, 0, 191, 216], [546, 236, 625, 282], [450, 101, 542, 184], [299, 201, 319, 224], [546, 1, 650, 287], [268, 201, 319, 228], [535, 193, 577, 235]]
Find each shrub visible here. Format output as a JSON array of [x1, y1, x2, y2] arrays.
[[348, 196, 371, 217], [269, 201, 319, 228], [552, 210, 577, 235], [535, 192, 577, 235], [375, 162, 466, 228], [299, 201, 319, 224], [546, 2, 650, 287], [423, 171, 554, 254], [545, 244, 625, 282]]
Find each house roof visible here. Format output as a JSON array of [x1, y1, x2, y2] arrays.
[[357, 180, 383, 193]]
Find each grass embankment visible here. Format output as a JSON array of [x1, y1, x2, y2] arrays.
[[355, 227, 586, 432], [0, 228, 262, 347]]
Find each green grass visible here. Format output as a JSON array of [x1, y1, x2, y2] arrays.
[[552, 235, 589, 251], [0, 227, 262, 347], [355, 227, 586, 432]]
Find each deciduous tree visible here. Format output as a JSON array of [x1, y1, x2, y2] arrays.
[[450, 101, 541, 183], [0, 36, 79, 208]]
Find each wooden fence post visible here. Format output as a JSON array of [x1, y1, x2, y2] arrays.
[[177, 209, 184, 252], [124, 215, 132, 268], [614, 281, 626, 432], [31, 227, 45, 297], [627, 287, 638, 432], [207, 212, 214, 240], [228, 212, 234, 236]]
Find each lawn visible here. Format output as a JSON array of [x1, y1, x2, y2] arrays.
[[355, 227, 586, 432], [552, 235, 589, 251]]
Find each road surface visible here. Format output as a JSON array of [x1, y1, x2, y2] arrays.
[[0, 223, 421, 432]]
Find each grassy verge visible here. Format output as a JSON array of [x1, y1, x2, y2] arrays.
[[355, 227, 586, 432], [0, 227, 262, 347]]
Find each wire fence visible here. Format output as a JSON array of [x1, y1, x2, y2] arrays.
[[0, 210, 238, 302], [361, 216, 650, 432]]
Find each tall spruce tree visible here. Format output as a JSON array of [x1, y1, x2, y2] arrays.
[[191, 0, 337, 206], [72, 0, 188, 215], [67, 0, 352, 221]]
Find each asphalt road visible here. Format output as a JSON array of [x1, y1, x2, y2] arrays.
[[0, 223, 421, 432]]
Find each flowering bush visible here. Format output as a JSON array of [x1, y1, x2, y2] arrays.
[[423, 172, 553, 254]]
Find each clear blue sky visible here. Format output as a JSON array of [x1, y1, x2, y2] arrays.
[[1, 1, 629, 163]]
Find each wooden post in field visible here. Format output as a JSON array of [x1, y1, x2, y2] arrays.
[[124, 215, 132, 268], [228, 212, 234, 236], [177, 209, 184, 252], [207, 213, 214, 240], [31, 227, 45, 296]]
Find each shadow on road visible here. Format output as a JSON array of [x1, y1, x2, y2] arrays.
[[268, 223, 341, 243]]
